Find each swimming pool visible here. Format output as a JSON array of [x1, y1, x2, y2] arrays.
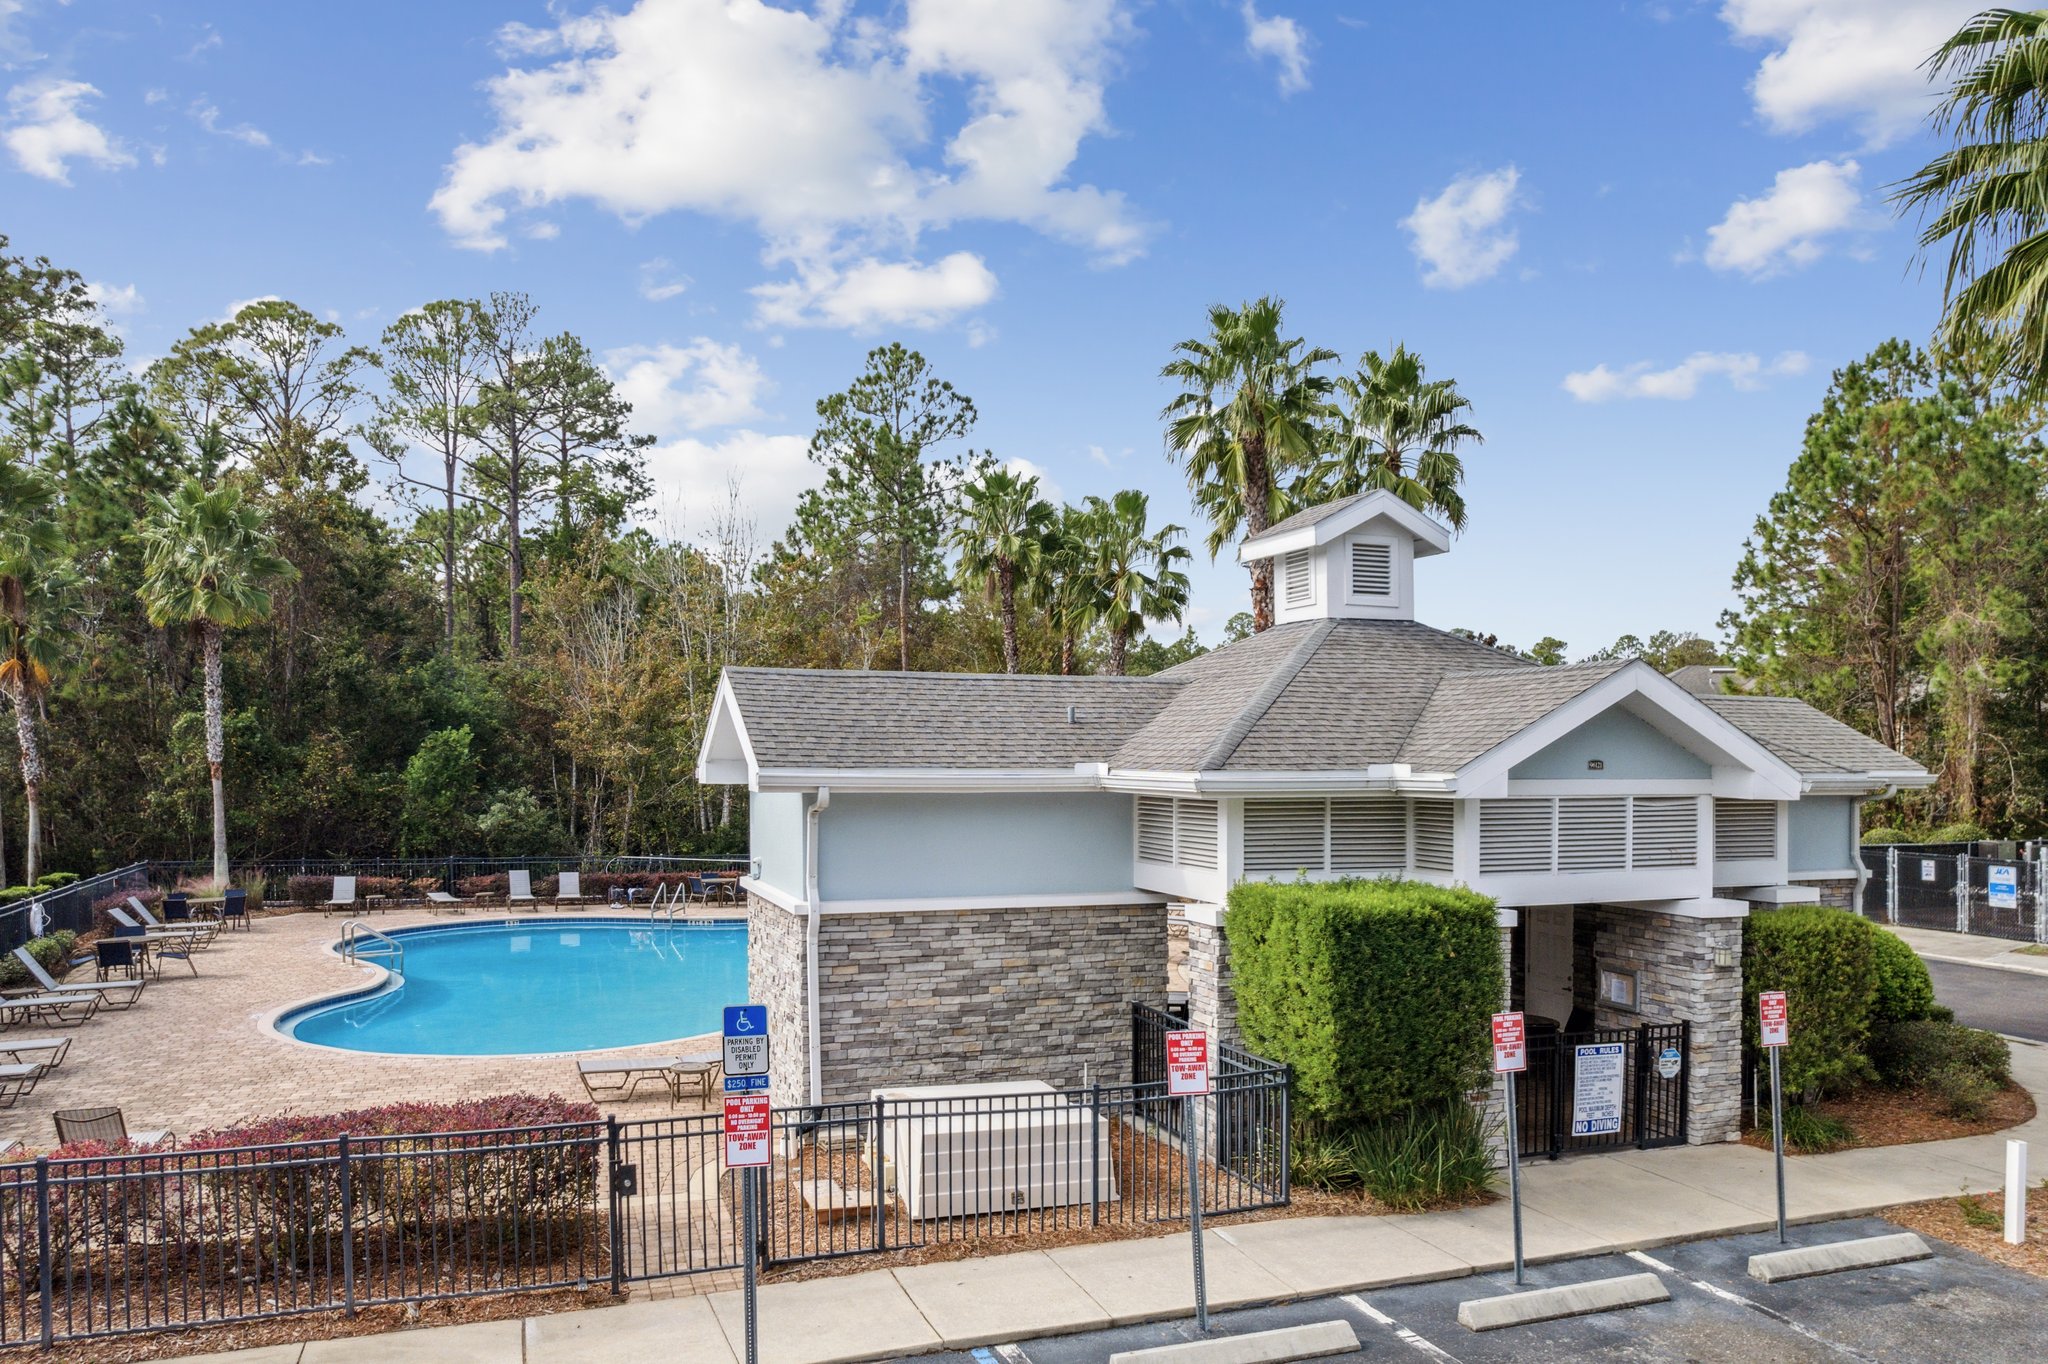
[[278, 918, 749, 1056]]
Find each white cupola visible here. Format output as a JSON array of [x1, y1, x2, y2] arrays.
[[1236, 490, 1451, 625]]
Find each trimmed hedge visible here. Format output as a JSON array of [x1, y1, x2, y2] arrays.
[[33, 871, 78, 889], [1743, 906, 1878, 1100], [1227, 879, 1502, 1125], [1859, 828, 1911, 845], [1870, 929, 1937, 1026]]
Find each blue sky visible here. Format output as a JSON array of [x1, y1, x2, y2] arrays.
[[0, 0, 1980, 657]]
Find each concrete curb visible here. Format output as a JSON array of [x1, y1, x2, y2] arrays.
[[1911, 950, 2048, 980], [1106, 1320, 1360, 1364], [1746, 1232, 1932, 1283], [1454, 1272, 1669, 1332]]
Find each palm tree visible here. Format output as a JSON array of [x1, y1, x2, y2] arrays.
[[1034, 504, 1107, 675], [1311, 344, 1481, 530], [1161, 297, 1337, 632], [0, 457, 66, 881], [1896, 9, 2048, 386], [137, 479, 297, 885], [952, 465, 1055, 673], [1079, 490, 1192, 676]]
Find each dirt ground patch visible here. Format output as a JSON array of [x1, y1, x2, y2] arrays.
[[1742, 1081, 2035, 1153], [1883, 1188, 2048, 1281]]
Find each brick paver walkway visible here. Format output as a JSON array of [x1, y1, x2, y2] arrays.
[[0, 908, 727, 1148]]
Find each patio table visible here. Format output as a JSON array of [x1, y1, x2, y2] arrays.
[[666, 1052, 725, 1106]]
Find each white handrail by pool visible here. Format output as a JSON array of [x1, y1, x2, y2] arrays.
[[340, 920, 404, 974]]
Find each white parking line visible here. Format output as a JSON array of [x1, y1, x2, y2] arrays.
[[1341, 1293, 1463, 1363], [1625, 1249, 1879, 1363]]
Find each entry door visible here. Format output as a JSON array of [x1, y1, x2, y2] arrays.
[[1525, 906, 1574, 1027]]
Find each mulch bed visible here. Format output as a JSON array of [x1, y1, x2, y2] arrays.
[[1883, 1189, 2048, 1281], [1740, 1082, 2035, 1154]]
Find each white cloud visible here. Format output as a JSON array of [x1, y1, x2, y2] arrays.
[[1, 0, 38, 67], [1241, 3, 1310, 95], [751, 251, 999, 331], [641, 429, 816, 543], [638, 257, 691, 302], [1719, 0, 1978, 149], [1563, 350, 1810, 402], [1001, 454, 1062, 502], [603, 339, 768, 436], [431, 0, 1145, 332], [1400, 166, 1522, 288], [84, 280, 142, 316], [3, 78, 132, 183], [191, 97, 270, 148], [1704, 158, 1862, 276]]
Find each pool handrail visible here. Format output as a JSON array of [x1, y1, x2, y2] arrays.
[[340, 919, 404, 975]]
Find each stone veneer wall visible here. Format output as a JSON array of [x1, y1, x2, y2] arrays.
[[748, 894, 1166, 1106], [1790, 876, 1857, 910], [1185, 918, 1240, 1050], [1588, 906, 1745, 1144]]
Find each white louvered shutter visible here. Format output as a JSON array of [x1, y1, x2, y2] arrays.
[[1282, 550, 1314, 608], [1243, 799, 1327, 875], [1480, 799, 1555, 874], [1175, 799, 1220, 869], [1350, 541, 1394, 597], [1714, 799, 1777, 861], [1630, 797, 1697, 868], [1412, 801, 1455, 872], [1558, 797, 1626, 871], [1330, 797, 1407, 872], [1136, 797, 1174, 863]]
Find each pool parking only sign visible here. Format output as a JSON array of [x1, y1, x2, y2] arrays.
[[1165, 1030, 1211, 1096], [1491, 1012, 1526, 1073], [1990, 864, 2019, 910], [723, 1003, 770, 1094], [1759, 990, 1790, 1049], [1571, 1043, 1625, 1137], [722, 1095, 772, 1169]]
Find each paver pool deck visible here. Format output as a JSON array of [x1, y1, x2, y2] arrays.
[[0, 907, 731, 1146]]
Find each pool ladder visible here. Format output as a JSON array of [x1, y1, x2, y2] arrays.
[[340, 920, 405, 974], [648, 883, 681, 925]]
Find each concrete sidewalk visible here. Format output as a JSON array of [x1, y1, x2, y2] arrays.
[[176, 1040, 2048, 1364], [1886, 923, 2048, 977]]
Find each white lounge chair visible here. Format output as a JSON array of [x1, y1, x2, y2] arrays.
[[0, 1037, 70, 1071], [507, 870, 537, 910], [556, 871, 587, 909], [325, 876, 358, 913], [425, 890, 470, 913], [12, 945, 144, 1009]]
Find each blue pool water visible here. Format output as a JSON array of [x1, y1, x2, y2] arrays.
[[281, 919, 749, 1056]]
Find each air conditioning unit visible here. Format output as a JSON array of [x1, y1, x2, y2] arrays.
[[868, 1080, 1120, 1220]]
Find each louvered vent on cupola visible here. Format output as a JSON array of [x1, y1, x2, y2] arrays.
[[1283, 549, 1314, 607], [1350, 541, 1394, 598]]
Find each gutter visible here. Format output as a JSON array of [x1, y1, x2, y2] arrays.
[[803, 786, 831, 1109]]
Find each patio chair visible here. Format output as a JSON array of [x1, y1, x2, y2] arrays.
[[12, 945, 144, 1010], [51, 1107, 173, 1149], [84, 939, 142, 981], [325, 876, 358, 914], [555, 871, 587, 910], [507, 870, 538, 911], [0, 1036, 70, 1071], [162, 891, 189, 921], [130, 898, 217, 946], [220, 888, 250, 931], [680, 872, 709, 904], [104, 910, 199, 978]]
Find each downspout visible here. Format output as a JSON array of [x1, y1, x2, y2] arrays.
[[803, 787, 831, 1109], [1852, 785, 1898, 914]]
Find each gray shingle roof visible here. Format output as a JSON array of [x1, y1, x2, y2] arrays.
[[1397, 662, 1628, 771], [718, 629, 1922, 784], [726, 668, 1177, 770], [1240, 492, 1376, 547], [1699, 696, 1928, 778]]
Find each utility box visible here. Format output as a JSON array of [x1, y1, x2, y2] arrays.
[[868, 1080, 1120, 1220]]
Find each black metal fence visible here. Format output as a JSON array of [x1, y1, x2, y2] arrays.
[[143, 855, 749, 903], [1516, 1022, 1689, 1160], [0, 1123, 606, 1349], [1858, 842, 2048, 943], [0, 864, 151, 958]]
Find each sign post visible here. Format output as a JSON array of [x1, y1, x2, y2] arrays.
[[722, 1005, 772, 1364], [1491, 1012, 1527, 1285], [1758, 990, 1790, 1244], [1165, 1029, 1211, 1332]]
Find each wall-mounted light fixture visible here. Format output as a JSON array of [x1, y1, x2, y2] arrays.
[[1713, 947, 1737, 969]]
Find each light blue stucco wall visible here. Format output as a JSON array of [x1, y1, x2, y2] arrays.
[[816, 792, 1136, 901], [1789, 796, 1857, 874], [1509, 706, 1711, 781], [750, 791, 808, 899]]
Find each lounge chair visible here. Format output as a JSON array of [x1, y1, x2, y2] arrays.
[[0, 1036, 70, 1071], [507, 870, 538, 911], [577, 1056, 687, 1102], [12, 945, 144, 1010], [0, 990, 96, 1026], [0, 1063, 46, 1108], [325, 876, 358, 914], [51, 1106, 172, 1149], [130, 898, 217, 946], [555, 871, 587, 909], [104, 910, 200, 977]]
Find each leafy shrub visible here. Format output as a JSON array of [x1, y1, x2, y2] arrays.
[[0, 931, 78, 988], [1774, 1105, 1854, 1154], [1869, 1018, 2011, 1091], [1288, 1124, 1359, 1191], [1342, 1101, 1494, 1210], [1928, 1063, 2001, 1119], [32, 871, 78, 889], [0, 1137, 181, 1284], [90, 888, 161, 936], [1859, 827, 1912, 845], [1228, 879, 1502, 1124], [0, 886, 34, 906], [1743, 906, 1879, 1100], [457, 873, 507, 898], [1870, 931, 1937, 1025], [1929, 822, 1991, 844], [285, 875, 405, 904]]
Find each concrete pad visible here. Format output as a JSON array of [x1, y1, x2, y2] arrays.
[[1454, 1271, 1669, 1332], [300, 1319, 521, 1363], [706, 1269, 940, 1364], [1747, 1232, 1933, 1283], [1395, 1198, 1597, 1269], [527, 1294, 737, 1364], [1107, 1318, 1360, 1364], [165, 1347, 305, 1364], [1048, 1230, 1291, 1325], [893, 1250, 1113, 1348], [1213, 1217, 1469, 1296]]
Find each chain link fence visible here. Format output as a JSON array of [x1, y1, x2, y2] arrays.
[[1858, 841, 2048, 943]]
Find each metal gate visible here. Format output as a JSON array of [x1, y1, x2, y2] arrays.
[[1860, 843, 2048, 943], [1516, 1022, 1688, 1159]]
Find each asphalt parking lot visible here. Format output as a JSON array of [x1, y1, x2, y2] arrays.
[[920, 1216, 2048, 1363]]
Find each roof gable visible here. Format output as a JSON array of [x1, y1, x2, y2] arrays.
[[1237, 489, 1452, 563]]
